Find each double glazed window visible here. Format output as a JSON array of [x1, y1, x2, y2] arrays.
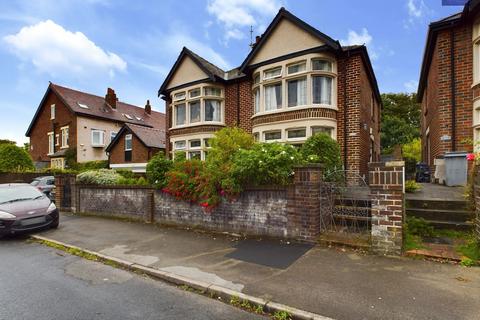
[[253, 57, 335, 114], [172, 86, 223, 127], [91, 130, 105, 147], [173, 138, 211, 161], [61, 127, 69, 148]]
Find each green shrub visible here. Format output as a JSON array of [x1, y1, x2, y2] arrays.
[[116, 169, 135, 179], [405, 180, 421, 193], [207, 127, 254, 167], [0, 144, 35, 172], [232, 143, 302, 186], [146, 152, 172, 188], [300, 133, 342, 175], [406, 217, 434, 238], [76, 169, 121, 185]]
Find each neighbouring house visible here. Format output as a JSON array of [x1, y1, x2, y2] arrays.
[[106, 122, 166, 172], [158, 7, 381, 179], [26, 83, 165, 170], [417, 0, 480, 185]]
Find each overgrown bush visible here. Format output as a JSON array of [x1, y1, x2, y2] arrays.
[[405, 180, 421, 193], [146, 152, 172, 188], [76, 169, 122, 185], [232, 143, 302, 186], [207, 127, 254, 167], [406, 217, 434, 238], [0, 144, 35, 172], [300, 133, 342, 175]]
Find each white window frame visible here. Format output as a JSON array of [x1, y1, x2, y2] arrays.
[[50, 104, 55, 120], [55, 134, 60, 146], [91, 129, 105, 147], [61, 126, 69, 148], [48, 132, 54, 155], [110, 131, 117, 141], [263, 67, 282, 80], [287, 61, 307, 75], [125, 134, 132, 151], [286, 128, 307, 141], [264, 130, 282, 142]]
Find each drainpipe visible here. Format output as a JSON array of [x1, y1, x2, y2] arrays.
[[236, 82, 240, 126], [450, 29, 456, 151], [343, 52, 349, 170]]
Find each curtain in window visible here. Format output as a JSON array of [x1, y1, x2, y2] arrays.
[[205, 100, 221, 121], [189, 101, 201, 123], [288, 78, 306, 107], [175, 104, 186, 125], [254, 89, 260, 113], [312, 76, 332, 105], [265, 84, 282, 111]]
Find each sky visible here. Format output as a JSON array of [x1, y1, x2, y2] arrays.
[[0, 0, 464, 145]]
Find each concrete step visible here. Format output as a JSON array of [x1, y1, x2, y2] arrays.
[[406, 208, 474, 223], [406, 199, 470, 211], [427, 220, 473, 231]]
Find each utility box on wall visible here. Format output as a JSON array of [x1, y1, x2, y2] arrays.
[[444, 152, 468, 186]]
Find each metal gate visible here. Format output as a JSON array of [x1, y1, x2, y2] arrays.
[[320, 171, 371, 243], [61, 181, 72, 208]]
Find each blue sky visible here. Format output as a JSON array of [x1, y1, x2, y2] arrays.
[[0, 0, 462, 145]]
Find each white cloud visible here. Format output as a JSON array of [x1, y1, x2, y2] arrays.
[[404, 80, 418, 93], [404, 0, 432, 28], [206, 0, 282, 42], [341, 28, 372, 46], [3, 20, 126, 78]]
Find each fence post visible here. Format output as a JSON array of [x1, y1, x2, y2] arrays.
[[287, 164, 323, 242], [369, 161, 405, 256]]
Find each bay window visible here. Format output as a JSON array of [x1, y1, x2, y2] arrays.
[[205, 100, 221, 122], [171, 85, 224, 127], [254, 88, 260, 113], [287, 128, 306, 139], [312, 59, 332, 71], [265, 131, 281, 141], [312, 126, 333, 136], [264, 67, 282, 80], [287, 62, 306, 74], [189, 101, 201, 123], [287, 77, 307, 107], [175, 103, 186, 125], [312, 76, 332, 105], [264, 83, 282, 111]]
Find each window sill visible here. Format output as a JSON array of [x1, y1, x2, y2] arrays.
[[170, 122, 225, 130], [252, 104, 338, 118], [91, 144, 105, 148], [60, 146, 69, 149]]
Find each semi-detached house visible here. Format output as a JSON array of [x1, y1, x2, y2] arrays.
[[158, 8, 381, 179]]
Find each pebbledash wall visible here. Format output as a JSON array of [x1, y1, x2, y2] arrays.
[[58, 162, 405, 255]]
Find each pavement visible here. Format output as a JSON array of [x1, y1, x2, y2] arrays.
[[0, 237, 264, 320], [35, 213, 480, 320]]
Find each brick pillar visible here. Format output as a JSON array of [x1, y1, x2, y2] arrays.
[[287, 164, 323, 242], [54, 175, 63, 206], [369, 161, 405, 255]]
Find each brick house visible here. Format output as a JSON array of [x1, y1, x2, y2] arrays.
[[106, 122, 166, 172], [417, 0, 480, 180], [158, 8, 381, 179], [26, 83, 165, 169]]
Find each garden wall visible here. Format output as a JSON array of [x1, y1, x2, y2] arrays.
[[474, 166, 480, 244], [0, 172, 41, 184]]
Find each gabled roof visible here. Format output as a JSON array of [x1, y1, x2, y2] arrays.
[[239, 7, 340, 71], [417, 0, 480, 101], [158, 47, 226, 95], [106, 123, 166, 152], [26, 83, 165, 136]]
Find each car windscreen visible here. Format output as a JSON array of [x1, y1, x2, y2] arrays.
[[0, 185, 44, 204], [30, 180, 40, 186]]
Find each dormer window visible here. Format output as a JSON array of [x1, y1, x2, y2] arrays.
[[264, 67, 282, 80]]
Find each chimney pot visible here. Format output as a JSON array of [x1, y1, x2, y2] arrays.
[[105, 87, 117, 109], [145, 99, 151, 115]]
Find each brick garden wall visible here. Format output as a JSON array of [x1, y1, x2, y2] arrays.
[[0, 172, 41, 184]]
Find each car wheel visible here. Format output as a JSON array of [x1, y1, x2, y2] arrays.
[[51, 216, 59, 229]]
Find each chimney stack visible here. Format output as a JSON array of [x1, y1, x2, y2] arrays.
[[145, 99, 151, 115], [255, 35, 261, 44], [105, 88, 117, 109]]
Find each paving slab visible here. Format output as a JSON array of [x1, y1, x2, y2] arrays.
[[36, 213, 480, 320]]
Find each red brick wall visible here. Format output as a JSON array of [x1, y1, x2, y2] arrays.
[[109, 130, 158, 164], [225, 79, 254, 133], [28, 90, 76, 163], [421, 24, 473, 167]]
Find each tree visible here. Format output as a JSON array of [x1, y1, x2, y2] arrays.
[[0, 139, 16, 146], [0, 144, 35, 172], [381, 93, 421, 153], [146, 152, 172, 188]]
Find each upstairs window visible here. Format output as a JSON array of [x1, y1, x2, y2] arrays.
[[312, 76, 332, 105], [254, 74, 260, 84], [48, 133, 54, 154], [110, 131, 117, 141], [205, 100, 221, 122], [50, 104, 55, 120], [264, 83, 282, 111], [175, 103, 186, 125], [61, 127, 69, 148], [287, 77, 307, 107], [254, 88, 260, 113], [264, 67, 282, 80], [204, 87, 222, 97], [173, 92, 186, 101], [189, 101, 201, 123], [312, 59, 332, 72], [125, 134, 132, 151], [189, 88, 201, 98], [287, 62, 306, 75], [91, 130, 105, 147]]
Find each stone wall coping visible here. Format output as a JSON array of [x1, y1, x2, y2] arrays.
[[76, 184, 155, 190], [293, 164, 324, 169], [369, 161, 405, 168]]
